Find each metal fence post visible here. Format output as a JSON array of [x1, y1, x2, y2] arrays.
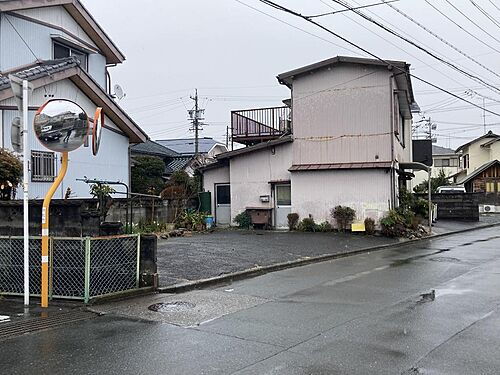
[[84, 237, 91, 304], [136, 234, 141, 289], [49, 237, 53, 299]]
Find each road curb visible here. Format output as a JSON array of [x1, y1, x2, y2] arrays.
[[158, 222, 500, 294]]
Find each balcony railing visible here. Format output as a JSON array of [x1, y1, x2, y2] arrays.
[[231, 106, 291, 146]]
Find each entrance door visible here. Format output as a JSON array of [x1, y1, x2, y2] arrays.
[[275, 184, 291, 229], [215, 184, 231, 226]]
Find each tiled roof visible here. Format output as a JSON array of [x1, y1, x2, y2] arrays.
[[0, 58, 79, 91], [156, 137, 224, 155], [167, 156, 193, 172], [457, 160, 500, 185], [432, 145, 456, 155], [130, 140, 179, 158]]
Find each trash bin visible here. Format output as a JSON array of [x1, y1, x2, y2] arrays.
[[205, 215, 214, 229]]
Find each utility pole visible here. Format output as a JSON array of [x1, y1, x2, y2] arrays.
[[189, 89, 204, 157], [225, 126, 229, 149]]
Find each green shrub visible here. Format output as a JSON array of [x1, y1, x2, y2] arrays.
[[132, 220, 168, 234], [234, 211, 252, 229], [380, 210, 407, 237], [364, 218, 376, 235], [175, 210, 206, 231], [0, 149, 22, 200], [287, 213, 299, 231], [298, 215, 317, 232], [331, 206, 356, 231], [317, 221, 333, 232]]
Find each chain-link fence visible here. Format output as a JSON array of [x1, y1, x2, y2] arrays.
[[0, 234, 140, 303]]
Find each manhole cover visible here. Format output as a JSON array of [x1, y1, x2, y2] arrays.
[[148, 302, 196, 313]]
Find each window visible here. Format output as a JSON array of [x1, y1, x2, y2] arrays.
[[486, 182, 495, 193], [462, 154, 470, 169], [450, 158, 458, 167], [216, 185, 231, 205], [53, 42, 87, 70], [276, 185, 291, 206], [31, 151, 56, 182]]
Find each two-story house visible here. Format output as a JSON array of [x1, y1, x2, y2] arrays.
[[0, 0, 147, 198], [412, 145, 462, 187], [455, 131, 500, 194], [201, 56, 416, 228]]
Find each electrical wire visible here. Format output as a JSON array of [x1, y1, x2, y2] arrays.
[[318, 0, 477, 97], [307, 0, 398, 18], [469, 0, 500, 30], [381, 0, 500, 81], [234, 0, 361, 56], [423, 0, 500, 55], [328, 0, 500, 94], [253, 0, 500, 117], [444, 0, 500, 45], [489, 0, 500, 13]]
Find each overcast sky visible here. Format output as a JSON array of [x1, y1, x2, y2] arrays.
[[83, 0, 500, 149]]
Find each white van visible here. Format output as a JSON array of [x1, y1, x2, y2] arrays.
[[436, 185, 466, 193]]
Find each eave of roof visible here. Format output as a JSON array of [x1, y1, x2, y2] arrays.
[[277, 55, 407, 84], [457, 160, 500, 185], [0, 58, 147, 143], [455, 131, 499, 153], [0, 0, 125, 64], [276, 55, 414, 116], [216, 136, 293, 160], [289, 161, 392, 171]]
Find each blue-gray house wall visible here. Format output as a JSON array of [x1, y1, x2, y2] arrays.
[[0, 5, 136, 199]]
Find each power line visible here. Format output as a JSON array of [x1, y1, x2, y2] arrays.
[[328, 0, 500, 96], [444, 0, 500, 45], [253, 0, 500, 117], [380, 0, 500, 83], [469, 0, 500, 30], [423, 0, 500, 55], [489, 0, 500, 13], [307, 0, 398, 18], [234, 0, 361, 56], [318, 0, 477, 97]]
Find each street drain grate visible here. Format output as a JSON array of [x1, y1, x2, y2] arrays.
[[148, 302, 196, 313], [0, 310, 96, 342]]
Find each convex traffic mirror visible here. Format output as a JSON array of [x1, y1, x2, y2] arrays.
[[34, 99, 89, 152]]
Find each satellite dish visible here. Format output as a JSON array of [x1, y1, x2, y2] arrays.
[[113, 84, 125, 100], [33, 99, 89, 153], [11, 116, 22, 153], [92, 107, 103, 156]]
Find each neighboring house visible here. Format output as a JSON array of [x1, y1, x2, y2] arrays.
[[130, 140, 179, 179], [457, 160, 500, 193], [202, 56, 416, 228], [156, 137, 228, 177], [156, 137, 227, 158], [0, 0, 147, 198], [412, 145, 462, 187], [455, 131, 500, 182]]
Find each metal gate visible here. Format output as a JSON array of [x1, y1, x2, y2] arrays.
[[0, 234, 140, 303]]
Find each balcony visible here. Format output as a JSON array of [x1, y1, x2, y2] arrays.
[[231, 106, 291, 146]]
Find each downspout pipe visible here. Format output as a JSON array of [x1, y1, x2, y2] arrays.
[[389, 75, 396, 210]]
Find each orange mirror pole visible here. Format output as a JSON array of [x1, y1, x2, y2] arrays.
[[41, 152, 69, 308]]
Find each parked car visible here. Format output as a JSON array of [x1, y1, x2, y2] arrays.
[[436, 185, 466, 193]]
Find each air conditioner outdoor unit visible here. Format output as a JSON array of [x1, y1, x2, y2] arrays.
[[483, 205, 496, 213]]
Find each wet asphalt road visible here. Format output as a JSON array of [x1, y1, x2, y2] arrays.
[[2, 226, 500, 374]]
